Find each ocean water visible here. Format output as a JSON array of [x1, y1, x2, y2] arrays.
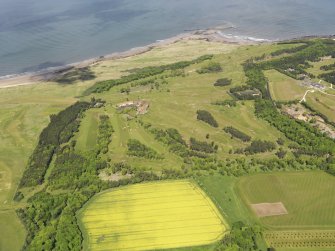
[[0, 0, 334, 76]]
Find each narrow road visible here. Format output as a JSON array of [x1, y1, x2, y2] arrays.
[[300, 89, 315, 103]]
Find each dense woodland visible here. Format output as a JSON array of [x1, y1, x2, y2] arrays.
[[15, 38, 335, 251], [19, 101, 92, 187]]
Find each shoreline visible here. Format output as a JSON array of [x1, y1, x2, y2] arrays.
[[0, 29, 334, 89]]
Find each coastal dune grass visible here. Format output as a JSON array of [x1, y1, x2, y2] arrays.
[[78, 180, 227, 251]]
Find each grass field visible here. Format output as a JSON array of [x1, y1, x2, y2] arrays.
[[238, 171, 335, 250], [75, 109, 101, 152], [237, 171, 335, 229], [265, 69, 306, 101], [306, 92, 335, 122], [196, 175, 255, 225], [78, 180, 227, 251]]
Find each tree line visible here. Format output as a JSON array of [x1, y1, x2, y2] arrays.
[[84, 54, 213, 95], [127, 139, 163, 159], [197, 110, 219, 127], [19, 101, 93, 188], [224, 126, 251, 142]]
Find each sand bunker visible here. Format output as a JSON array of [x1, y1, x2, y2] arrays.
[[251, 202, 288, 217]]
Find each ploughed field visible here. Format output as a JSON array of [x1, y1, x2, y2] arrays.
[[78, 180, 227, 251]]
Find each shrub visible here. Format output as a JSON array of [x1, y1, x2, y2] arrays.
[[190, 138, 217, 153], [197, 62, 222, 74], [245, 140, 276, 154], [224, 126, 251, 142], [196, 110, 219, 127], [214, 78, 232, 86], [127, 139, 163, 159]]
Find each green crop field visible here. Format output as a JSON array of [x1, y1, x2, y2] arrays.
[[265, 69, 306, 101], [78, 180, 228, 251], [237, 171, 335, 229]]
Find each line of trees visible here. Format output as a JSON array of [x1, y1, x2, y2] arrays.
[[214, 78, 232, 86], [19, 101, 92, 188], [319, 71, 335, 84], [197, 110, 219, 127], [320, 62, 335, 71], [190, 137, 218, 153], [84, 54, 213, 95], [260, 40, 334, 79], [213, 100, 237, 107], [127, 139, 163, 159], [245, 140, 276, 154], [229, 85, 263, 100], [196, 62, 222, 74], [270, 43, 310, 57], [224, 126, 251, 142], [96, 115, 114, 155]]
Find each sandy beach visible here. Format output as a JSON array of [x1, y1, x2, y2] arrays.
[[0, 28, 269, 89]]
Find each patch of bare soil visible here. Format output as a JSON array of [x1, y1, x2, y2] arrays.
[[117, 100, 150, 115], [251, 202, 288, 217], [283, 103, 335, 139], [99, 171, 132, 182]]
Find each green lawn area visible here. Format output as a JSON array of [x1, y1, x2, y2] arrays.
[[237, 171, 335, 229], [265, 69, 306, 101], [306, 92, 335, 123], [75, 109, 101, 152], [196, 175, 256, 225], [0, 211, 26, 251]]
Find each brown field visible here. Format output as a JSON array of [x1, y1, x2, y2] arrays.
[[251, 202, 288, 218]]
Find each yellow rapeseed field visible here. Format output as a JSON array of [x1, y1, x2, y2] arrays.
[[79, 180, 227, 250]]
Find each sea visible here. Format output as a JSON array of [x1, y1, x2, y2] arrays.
[[0, 0, 335, 77]]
